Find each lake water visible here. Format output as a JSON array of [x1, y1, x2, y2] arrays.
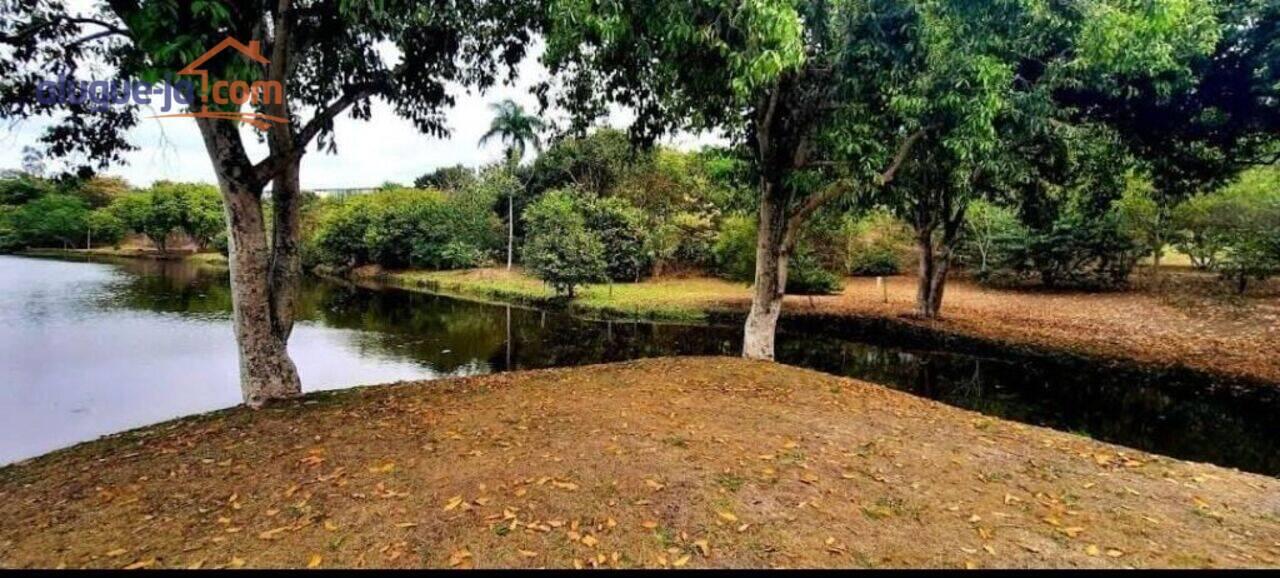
[[1, 254, 1276, 475]]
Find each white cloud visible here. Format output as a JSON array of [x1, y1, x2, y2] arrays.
[[1, 36, 726, 190]]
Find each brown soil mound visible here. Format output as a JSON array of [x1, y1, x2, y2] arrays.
[[1, 358, 1276, 569]]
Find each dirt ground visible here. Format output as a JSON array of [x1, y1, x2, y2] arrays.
[[770, 270, 1280, 384], [2, 358, 1276, 569]]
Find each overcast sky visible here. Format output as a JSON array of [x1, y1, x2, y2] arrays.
[[0, 6, 721, 189]]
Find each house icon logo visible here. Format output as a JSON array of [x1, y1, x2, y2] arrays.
[[150, 37, 288, 130]]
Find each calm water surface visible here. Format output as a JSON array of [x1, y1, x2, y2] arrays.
[[1, 254, 1276, 475]]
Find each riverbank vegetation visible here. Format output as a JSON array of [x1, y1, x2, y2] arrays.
[[5, 0, 1278, 405], [2, 358, 1276, 569], [0, 173, 224, 254]]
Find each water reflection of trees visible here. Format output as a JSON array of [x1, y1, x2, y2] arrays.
[[92, 256, 1280, 476], [778, 335, 1280, 476]]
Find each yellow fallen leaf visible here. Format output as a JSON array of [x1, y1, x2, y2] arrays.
[[552, 481, 579, 491], [1106, 549, 1124, 558], [187, 559, 205, 570], [443, 495, 464, 511], [518, 550, 539, 558], [123, 559, 155, 570], [694, 540, 710, 556], [369, 462, 396, 474], [448, 548, 472, 567], [581, 534, 599, 548], [307, 554, 322, 568], [105, 548, 128, 558], [672, 554, 691, 567], [1085, 544, 1100, 556], [717, 511, 738, 522], [258, 526, 291, 540], [229, 557, 246, 568], [395, 522, 418, 528], [1059, 527, 1085, 538], [324, 520, 339, 531], [641, 520, 659, 529]]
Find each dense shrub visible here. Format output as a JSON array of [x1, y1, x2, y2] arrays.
[[10, 194, 90, 248], [842, 210, 914, 276], [711, 214, 843, 294], [956, 200, 1027, 282], [106, 182, 220, 252], [649, 211, 717, 274], [1204, 197, 1280, 293], [521, 130, 745, 275], [111, 190, 180, 251], [313, 186, 500, 270], [786, 248, 843, 295], [521, 190, 607, 297], [86, 208, 125, 247], [583, 196, 651, 282], [1001, 212, 1141, 289], [711, 214, 758, 282], [1172, 168, 1280, 286]]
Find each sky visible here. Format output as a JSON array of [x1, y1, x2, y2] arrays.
[[0, 4, 722, 190]]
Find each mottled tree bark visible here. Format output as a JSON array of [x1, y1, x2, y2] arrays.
[[913, 201, 963, 319], [915, 226, 936, 317], [742, 180, 789, 360], [222, 182, 302, 406], [196, 116, 302, 407]]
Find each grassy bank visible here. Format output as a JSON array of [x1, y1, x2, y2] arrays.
[[21, 247, 228, 264], [1, 358, 1276, 569], [389, 268, 746, 322]]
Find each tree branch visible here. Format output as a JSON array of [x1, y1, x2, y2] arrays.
[[877, 128, 927, 186], [251, 84, 379, 184], [2, 15, 130, 46], [780, 127, 927, 249]]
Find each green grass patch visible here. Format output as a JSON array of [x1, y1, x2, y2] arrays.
[[389, 268, 748, 323]]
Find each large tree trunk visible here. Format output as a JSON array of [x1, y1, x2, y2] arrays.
[[222, 185, 302, 407], [914, 227, 936, 317], [742, 181, 789, 360], [197, 113, 302, 408], [914, 204, 963, 319], [926, 245, 952, 317]]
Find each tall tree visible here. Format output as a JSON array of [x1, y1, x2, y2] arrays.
[[2, 0, 536, 406], [479, 98, 544, 269], [542, 0, 926, 359], [542, 0, 1215, 354], [1056, 0, 1280, 272]]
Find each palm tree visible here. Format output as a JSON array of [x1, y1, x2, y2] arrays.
[[480, 99, 544, 269]]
